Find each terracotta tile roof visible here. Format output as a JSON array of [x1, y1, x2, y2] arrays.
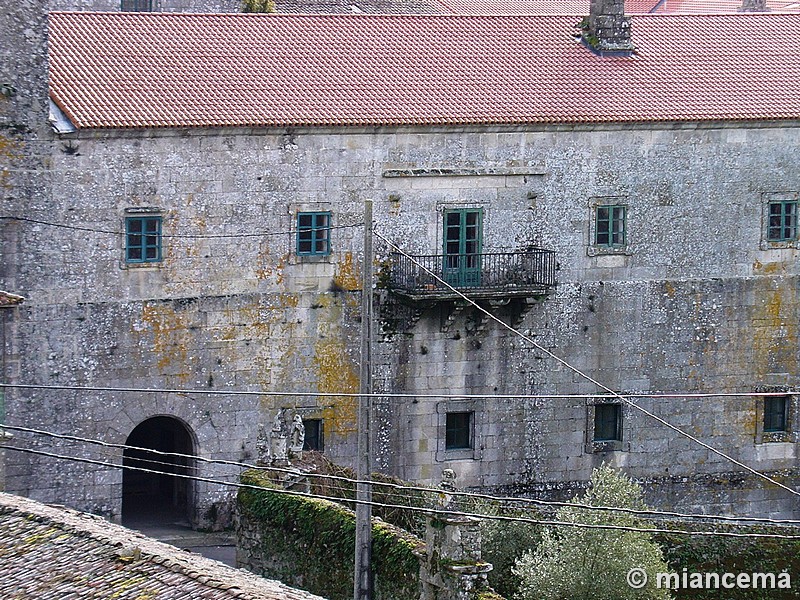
[[0, 492, 325, 600], [275, 0, 447, 13], [435, 0, 800, 14], [48, 12, 800, 128]]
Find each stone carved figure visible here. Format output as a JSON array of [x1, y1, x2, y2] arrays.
[[289, 413, 305, 456], [270, 410, 289, 467], [438, 469, 457, 508], [256, 423, 270, 466], [272, 410, 285, 434]]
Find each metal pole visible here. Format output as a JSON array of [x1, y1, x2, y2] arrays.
[[354, 199, 373, 600]]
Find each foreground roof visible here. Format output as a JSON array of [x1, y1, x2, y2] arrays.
[[0, 492, 325, 600], [49, 12, 800, 128], [436, 0, 800, 14]]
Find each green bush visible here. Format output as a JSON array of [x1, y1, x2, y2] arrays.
[[241, 0, 275, 12], [513, 465, 672, 600]]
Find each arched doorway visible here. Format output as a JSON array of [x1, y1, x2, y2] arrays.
[[122, 416, 195, 527]]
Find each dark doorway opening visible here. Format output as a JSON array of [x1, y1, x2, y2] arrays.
[[122, 416, 194, 527]]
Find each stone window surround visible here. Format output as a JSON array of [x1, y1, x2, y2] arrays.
[[585, 397, 629, 453], [435, 399, 482, 462], [587, 196, 630, 257], [761, 192, 800, 250], [754, 391, 798, 444], [121, 207, 163, 269], [288, 202, 333, 264]]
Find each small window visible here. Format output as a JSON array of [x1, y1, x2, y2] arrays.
[[593, 404, 622, 442], [297, 212, 331, 256], [445, 411, 473, 450], [121, 0, 153, 10], [767, 201, 798, 242], [764, 396, 788, 433], [125, 216, 162, 263], [302, 418, 324, 451], [595, 205, 626, 247]]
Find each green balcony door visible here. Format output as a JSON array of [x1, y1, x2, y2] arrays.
[[443, 208, 482, 287]]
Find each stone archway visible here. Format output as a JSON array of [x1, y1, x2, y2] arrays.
[[122, 416, 195, 527]]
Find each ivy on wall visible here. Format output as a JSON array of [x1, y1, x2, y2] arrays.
[[238, 470, 425, 600]]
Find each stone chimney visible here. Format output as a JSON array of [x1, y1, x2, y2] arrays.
[[582, 0, 634, 56], [738, 0, 768, 11]]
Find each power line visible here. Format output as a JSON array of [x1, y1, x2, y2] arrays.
[[4, 443, 800, 540], [0, 382, 794, 401], [5, 422, 800, 527], [0, 215, 364, 239], [374, 231, 800, 500]]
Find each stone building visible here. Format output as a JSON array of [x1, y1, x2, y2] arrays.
[[1, 0, 799, 529]]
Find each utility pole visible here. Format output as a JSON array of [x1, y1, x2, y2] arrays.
[[354, 199, 373, 600]]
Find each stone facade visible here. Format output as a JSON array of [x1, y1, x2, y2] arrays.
[[1, 5, 799, 526]]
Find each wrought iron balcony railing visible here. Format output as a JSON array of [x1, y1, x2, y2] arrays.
[[389, 249, 556, 301]]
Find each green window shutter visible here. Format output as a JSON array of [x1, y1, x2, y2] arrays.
[[125, 216, 162, 263], [595, 205, 626, 247], [443, 208, 483, 287], [296, 212, 331, 256], [767, 201, 798, 242]]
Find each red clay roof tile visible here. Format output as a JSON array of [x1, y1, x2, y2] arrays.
[[48, 12, 800, 128]]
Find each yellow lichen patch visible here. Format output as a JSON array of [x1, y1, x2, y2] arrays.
[[0, 135, 23, 188], [315, 338, 360, 436], [334, 252, 361, 292], [21, 527, 59, 548], [753, 260, 786, 275], [139, 302, 192, 382], [278, 293, 299, 308], [256, 249, 288, 286], [751, 285, 798, 379], [109, 575, 150, 599]]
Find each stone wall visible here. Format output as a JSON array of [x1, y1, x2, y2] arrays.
[[237, 470, 427, 600], [2, 30, 800, 523]]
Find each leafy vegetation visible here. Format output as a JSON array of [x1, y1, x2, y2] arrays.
[[513, 465, 672, 600]]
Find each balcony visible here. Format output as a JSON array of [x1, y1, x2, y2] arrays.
[[389, 249, 557, 303]]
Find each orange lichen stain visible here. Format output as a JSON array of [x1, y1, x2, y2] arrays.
[[139, 302, 193, 383], [256, 248, 287, 286], [753, 260, 785, 275], [314, 338, 360, 436], [0, 135, 23, 188], [278, 293, 299, 308], [334, 252, 361, 292], [751, 285, 798, 378]]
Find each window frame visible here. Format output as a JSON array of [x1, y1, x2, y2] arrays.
[[296, 211, 332, 257], [593, 403, 622, 442], [121, 0, 154, 10], [755, 392, 796, 444], [445, 411, 474, 451], [595, 204, 627, 248], [766, 200, 798, 243], [761, 192, 800, 250], [302, 418, 324, 452], [587, 196, 630, 257], [436, 399, 482, 461], [586, 398, 627, 453], [764, 396, 788, 432], [125, 214, 163, 265]]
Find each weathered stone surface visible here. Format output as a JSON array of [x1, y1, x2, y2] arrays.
[[1, 3, 799, 525]]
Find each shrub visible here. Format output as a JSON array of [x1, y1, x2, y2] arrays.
[[513, 465, 672, 600]]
